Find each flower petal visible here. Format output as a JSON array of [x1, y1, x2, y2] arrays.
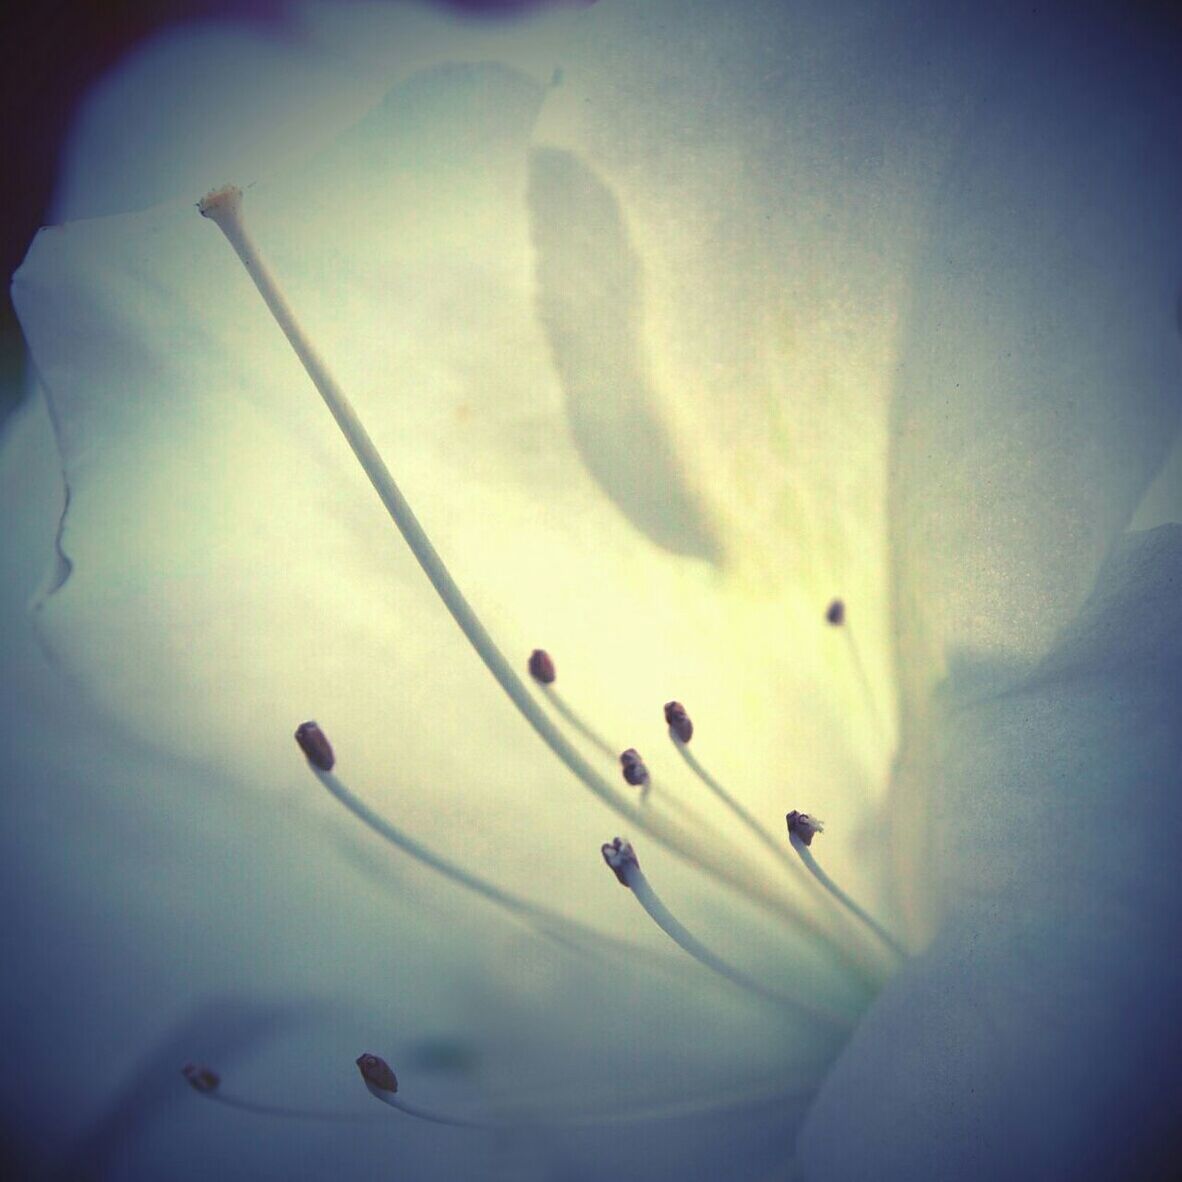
[[14, 7, 911, 932], [800, 525, 1182, 1180], [887, 8, 1182, 693]]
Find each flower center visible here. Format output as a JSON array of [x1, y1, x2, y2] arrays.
[[195, 182, 906, 1124]]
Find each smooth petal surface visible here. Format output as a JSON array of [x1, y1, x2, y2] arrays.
[[800, 525, 1182, 1181]]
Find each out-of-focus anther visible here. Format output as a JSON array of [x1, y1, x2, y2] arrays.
[[528, 649, 556, 685], [619, 748, 649, 789], [182, 1063, 220, 1094], [785, 809, 825, 847], [357, 1053, 399, 1095], [825, 599, 845, 626], [295, 720, 335, 771], [663, 701, 693, 744]]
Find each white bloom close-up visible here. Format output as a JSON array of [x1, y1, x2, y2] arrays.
[[2, 1, 1181, 1179]]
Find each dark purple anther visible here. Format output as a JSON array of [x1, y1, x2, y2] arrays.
[[663, 700, 693, 743], [295, 721, 335, 771], [182, 1063, 220, 1094], [528, 648, 556, 684], [825, 599, 845, 626], [619, 748, 649, 788], [786, 810, 825, 846], [356, 1053, 399, 1094], [601, 837, 640, 886]]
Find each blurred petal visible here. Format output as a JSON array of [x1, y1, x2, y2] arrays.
[[800, 525, 1182, 1181], [888, 7, 1182, 692]]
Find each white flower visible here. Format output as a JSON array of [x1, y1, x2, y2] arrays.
[[3, 2, 1181, 1179]]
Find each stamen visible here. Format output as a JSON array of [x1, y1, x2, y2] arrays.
[[601, 839, 852, 1029], [667, 703, 799, 873], [785, 811, 907, 960], [357, 1053, 815, 1131], [529, 664, 750, 873], [824, 597, 890, 743], [528, 648, 616, 760], [357, 1053, 490, 1128], [295, 723, 660, 964], [183, 1062, 382, 1122], [200, 187, 860, 970], [186, 1056, 815, 1134]]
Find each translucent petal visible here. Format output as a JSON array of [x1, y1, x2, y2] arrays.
[[0, 398, 818, 1180], [799, 526, 1182, 1180], [7, 2, 1181, 1178], [13, 9, 914, 941]]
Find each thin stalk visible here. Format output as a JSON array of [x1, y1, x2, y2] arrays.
[[788, 831, 906, 961]]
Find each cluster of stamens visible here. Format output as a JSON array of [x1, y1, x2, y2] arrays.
[[183, 185, 905, 1132]]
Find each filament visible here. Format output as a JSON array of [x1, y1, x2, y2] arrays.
[[303, 750, 671, 968], [189, 1057, 817, 1135], [602, 840, 854, 1029], [358, 1053, 490, 1128], [827, 599, 891, 747], [183, 1064, 381, 1123], [199, 186, 866, 977], [534, 664, 742, 850], [364, 1087, 491, 1129], [205, 1094, 383, 1122], [672, 737, 797, 873], [537, 682, 616, 761], [359, 1053, 817, 1131], [786, 820, 906, 961]]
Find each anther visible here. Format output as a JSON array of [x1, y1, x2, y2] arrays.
[[825, 599, 845, 626], [182, 1063, 220, 1094], [356, 1053, 398, 1095], [601, 836, 640, 886], [619, 748, 649, 789], [295, 720, 335, 771], [785, 810, 825, 847], [528, 648, 556, 684], [663, 701, 693, 744]]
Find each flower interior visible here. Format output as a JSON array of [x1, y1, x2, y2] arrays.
[[183, 181, 906, 1127]]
